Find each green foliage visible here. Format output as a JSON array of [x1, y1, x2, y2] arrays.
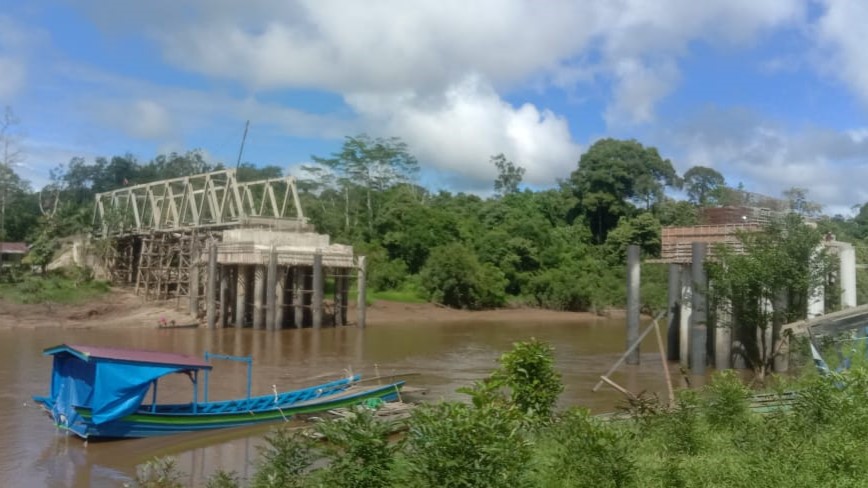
[[492, 338, 563, 421], [683, 166, 725, 206], [315, 408, 399, 488], [701, 370, 751, 429], [491, 153, 525, 196], [534, 409, 636, 488], [251, 426, 315, 488], [605, 213, 662, 261], [0, 270, 110, 304], [403, 400, 532, 488], [205, 471, 241, 488], [131, 457, 184, 488], [420, 242, 507, 309]]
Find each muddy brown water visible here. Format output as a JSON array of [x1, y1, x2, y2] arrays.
[[0, 319, 690, 487]]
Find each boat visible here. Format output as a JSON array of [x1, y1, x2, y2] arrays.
[[32, 344, 405, 439]]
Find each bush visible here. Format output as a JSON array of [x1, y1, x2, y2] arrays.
[[493, 339, 563, 422], [314, 408, 399, 488], [251, 427, 315, 488], [420, 243, 507, 309]]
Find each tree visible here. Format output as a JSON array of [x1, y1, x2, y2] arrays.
[[1, 106, 24, 241], [311, 135, 419, 236], [783, 187, 822, 217], [708, 214, 831, 382], [683, 166, 725, 206], [420, 242, 507, 309], [570, 139, 678, 243], [492, 153, 525, 197]]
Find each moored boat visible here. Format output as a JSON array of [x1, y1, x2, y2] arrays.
[[32, 344, 404, 439]]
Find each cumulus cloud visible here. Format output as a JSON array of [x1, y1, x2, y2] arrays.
[[347, 76, 581, 185], [815, 0, 868, 107], [661, 106, 868, 215]]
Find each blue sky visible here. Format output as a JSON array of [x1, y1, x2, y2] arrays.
[[3, 1, 868, 215]]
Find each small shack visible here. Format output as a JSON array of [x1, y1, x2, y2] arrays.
[[0, 242, 27, 266]]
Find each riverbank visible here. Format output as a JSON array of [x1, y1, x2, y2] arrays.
[[0, 288, 619, 329]]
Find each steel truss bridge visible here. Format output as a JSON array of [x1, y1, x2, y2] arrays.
[[92, 169, 306, 236]]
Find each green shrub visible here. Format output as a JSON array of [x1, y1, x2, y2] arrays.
[[420, 242, 507, 309], [251, 427, 315, 488], [315, 408, 398, 488], [493, 338, 563, 422], [131, 457, 184, 488]]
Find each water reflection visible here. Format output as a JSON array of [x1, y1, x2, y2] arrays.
[[1, 318, 688, 486]]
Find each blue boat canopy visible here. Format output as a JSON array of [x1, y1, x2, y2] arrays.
[[43, 344, 212, 426]]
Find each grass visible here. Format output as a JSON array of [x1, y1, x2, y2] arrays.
[[0, 271, 111, 304], [369, 289, 427, 304]]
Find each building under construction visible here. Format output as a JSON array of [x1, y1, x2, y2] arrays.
[[92, 169, 367, 329]]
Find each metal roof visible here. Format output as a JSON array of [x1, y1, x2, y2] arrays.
[[0, 242, 28, 254], [43, 344, 212, 370]]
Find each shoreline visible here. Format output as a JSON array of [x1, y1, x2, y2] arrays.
[[0, 288, 623, 330]]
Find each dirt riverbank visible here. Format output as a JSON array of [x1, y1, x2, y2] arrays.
[[0, 288, 618, 329]]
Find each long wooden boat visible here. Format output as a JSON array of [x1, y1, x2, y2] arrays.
[[32, 344, 404, 439]]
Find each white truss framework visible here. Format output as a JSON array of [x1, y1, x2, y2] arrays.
[[93, 169, 305, 236]]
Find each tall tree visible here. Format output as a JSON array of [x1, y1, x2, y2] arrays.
[[311, 135, 418, 236], [783, 187, 822, 217], [683, 166, 725, 206], [491, 153, 525, 197], [0, 106, 24, 241], [569, 138, 678, 243]]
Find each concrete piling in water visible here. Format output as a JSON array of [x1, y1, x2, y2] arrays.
[[265, 246, 277, 331], [293, 267, 304, 328], [679, 264, 692, 368], [334, 275, 345, 326], [690, 242, 707, 375], [312, 250, 323, 329], [626, 245, 641, 365], [235, 265, 249, 327], [189, 236, 199, 316], [206, 241, 217, 329], [253, 265, 265, 329], [275, 268, 286, 329], [667, 263, 681, 361], [714, 297, 732, 369], [840, 244, 857, 309], [357, 256, 367, 329], [219, 265, 230, 328]]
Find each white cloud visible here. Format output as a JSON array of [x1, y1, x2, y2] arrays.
[[0, 57, 25, 100], [347, 76, 581, 185], [661, 107, 868, 214], [815, 0, 868, 107]]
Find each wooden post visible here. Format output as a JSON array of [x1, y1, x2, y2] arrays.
[[293, 267, 304, 328], [357, 256, 367, 329], [206, 241, 217, 329], [235, 265, 248, 328], [312, 250, 323, 329], [690, 242, 707, 375], [189, 235, 199, 316], [253, 264, 265, 329], [266, 246, 277, 331], [626, 245, 641, 365]]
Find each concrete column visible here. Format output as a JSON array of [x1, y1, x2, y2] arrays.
[[679, 264, 692, 368], [312, 250, 323, 329], [667, 263, 681, 361], [840, 243, 857, 309], [626, 245, 641, 365], [293, 267, 304, 328], [253, 265, 265, 329], [334, 275, 345, 326], [357, 256, 367, 328], [714, 297, 732, 369], [275, 268, 286, 329], [219, 266, 230, 328], [266, 246, 277, 331], [189, 236, 199, 316], [690, 243, 707, 375], [235, 265, 249, 327], [206, 242, 217, 329], [808, 245, 825, 318], [773, 292, 789, 372]]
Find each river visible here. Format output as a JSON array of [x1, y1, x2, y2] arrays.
[[0, 318, 684, 487]]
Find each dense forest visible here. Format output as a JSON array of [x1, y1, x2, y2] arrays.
[[4, 107, 868, 313]]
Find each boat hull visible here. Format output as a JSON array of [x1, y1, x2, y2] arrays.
[[35, 382, 404, 439]]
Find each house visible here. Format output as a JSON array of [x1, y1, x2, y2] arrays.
[[0, 242, 28, 266]]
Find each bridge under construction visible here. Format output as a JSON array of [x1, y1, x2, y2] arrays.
[[91, 168, 366, 329]]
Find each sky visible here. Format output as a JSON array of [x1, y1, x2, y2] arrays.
[[2, 1, 868, 215]]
